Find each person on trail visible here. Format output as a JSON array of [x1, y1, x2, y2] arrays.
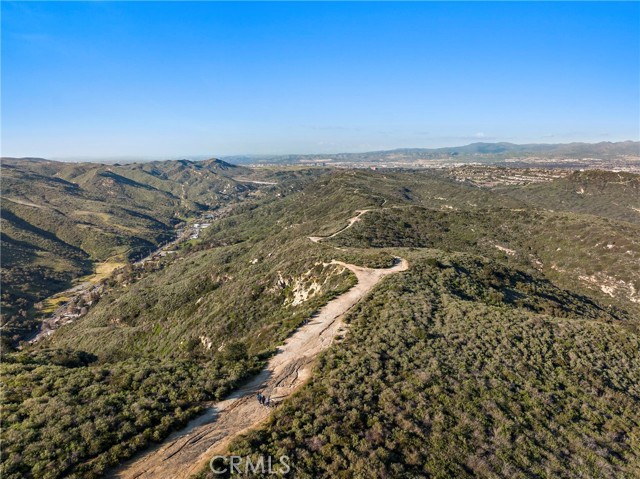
[[265, 396, 270, 407], [257, 393, 262, 404]]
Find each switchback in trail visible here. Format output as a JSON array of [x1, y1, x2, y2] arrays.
[[110, 211, 408, 479]]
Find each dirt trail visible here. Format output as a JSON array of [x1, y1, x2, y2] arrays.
[[308, 209, 371, 243], [308, 205, 418, 245], [110, 207, 407, 478], [109, 257, 408, 479], [232, 178, 278, 185]]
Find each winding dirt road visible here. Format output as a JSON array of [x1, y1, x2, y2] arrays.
[[109, 208, 408, 479], [308, 209, 371, 243]]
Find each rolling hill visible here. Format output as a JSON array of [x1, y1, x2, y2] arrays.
[[1, 166, 638, 479], [0, 157, 266, 344]]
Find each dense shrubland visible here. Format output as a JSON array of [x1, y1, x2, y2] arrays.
[[494, 170, 640, 224], [330, 205, 640, 316], [1, 349, 261, 479], [222, 254, 640, 478]]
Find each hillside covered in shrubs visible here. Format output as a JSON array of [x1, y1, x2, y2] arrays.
[[2, 167, 639, 478]]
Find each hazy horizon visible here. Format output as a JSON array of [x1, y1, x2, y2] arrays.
[[0, 138, 636, 164]]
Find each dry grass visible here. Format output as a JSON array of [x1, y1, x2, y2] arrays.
[[40, 295, 72, 314], [73, 261, 127, 287]]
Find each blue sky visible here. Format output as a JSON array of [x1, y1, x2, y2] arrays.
[[2, 1, 639, 159]]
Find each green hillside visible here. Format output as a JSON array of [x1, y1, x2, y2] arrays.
[[494, 170, 640, 224], [225, 253, 640, 479], [0, 157, 267, 344], [328, 206, 640, 316], [1, 167, 638, 479]]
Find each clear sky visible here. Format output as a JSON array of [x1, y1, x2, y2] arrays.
[[2, 1, 639, 159]]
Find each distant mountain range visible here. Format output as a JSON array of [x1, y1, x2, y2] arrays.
[[224, 141, 640, 165], [6, 141, 638, 167]]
